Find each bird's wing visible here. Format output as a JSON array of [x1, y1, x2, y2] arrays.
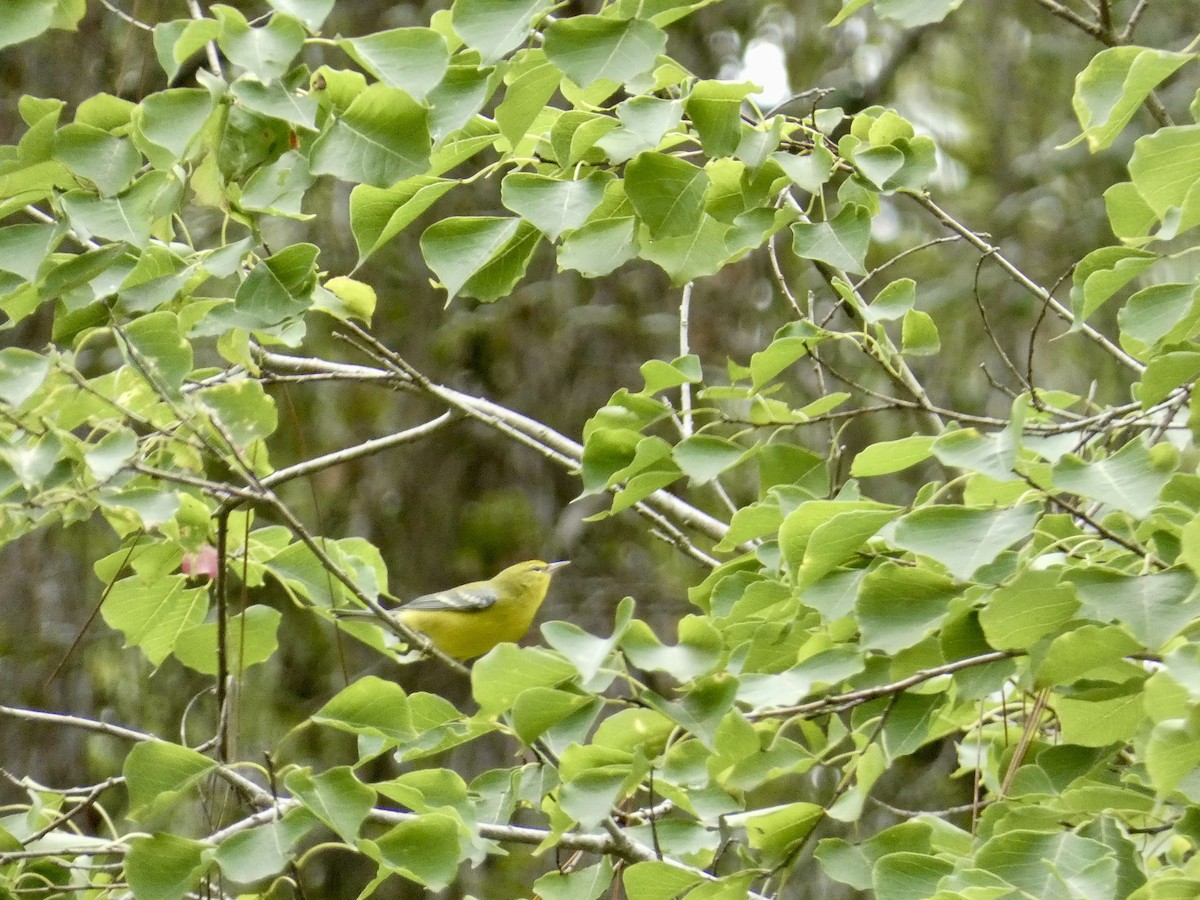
[[399, 583, 500, 613]]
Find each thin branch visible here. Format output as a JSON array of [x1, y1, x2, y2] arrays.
[[852, 236, 962, 291], [971, 250, 1032, 393], [1021, 473, 1167, 568], [1000, 688, 1050, 797], [272, 333, 737, 550], [261, 412, 455, 490], [869, 795, 983, 819], [185, 0, 223, 80], [96, 0, 153, 29], [907, 193, 1144, 373], [1120, 0, 1152, 42], [1030, 0, 1172, 127], [679, 282, 694, 438], [0, 705, 157, 744], [746, 651, 1017, 720], [1031, 0, 1112, 43]]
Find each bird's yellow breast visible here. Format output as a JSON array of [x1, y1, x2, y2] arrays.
[[399, 597, 539, 660]]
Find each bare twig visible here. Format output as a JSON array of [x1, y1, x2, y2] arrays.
[[906, 193, 1144, 373], [746, 651, 1017, 720], [679, 282, 694, 437]]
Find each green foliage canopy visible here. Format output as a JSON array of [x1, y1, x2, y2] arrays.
[[1, 1, 1200, 899]]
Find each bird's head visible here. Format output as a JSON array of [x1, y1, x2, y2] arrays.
[[493, 559, 569, 601]]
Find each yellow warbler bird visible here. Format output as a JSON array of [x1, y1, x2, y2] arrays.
[[334, 560, 569, 660]]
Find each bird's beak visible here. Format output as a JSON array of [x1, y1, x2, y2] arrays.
[[546, 560, 570, 573]]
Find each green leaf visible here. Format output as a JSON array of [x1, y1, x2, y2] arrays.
[[794, 507, 899, 590], [309, 84, 432, 188], [615, 95, 682, 146], [791, 204, 871, 275], [863, 277, 914, 324], [268, 0, 333, 30], [0, 347, 50, 407], [931, 427, 1018, 480], [640, 354, 701, 393], [132, 88, 214, 168], [1119, 282, 1200, 348], [1057, 688, 1144, 747], [1051, 439, 1173, 517], [541, 596, 633, 683], [736, 647, 865, 708], [625, 152, 709, 239], [1104, 180, 1158, 241], [471, 644, 578, 715], [974, 830, 1114, 898], [215, 809, 316, 884], [1035, 623, 1142, 688], [1146, 718, 1200, 794], [1070, 568, 1199, 650], [873, 853, 954, 899], [420, 216, 541, 302], [685, 80, 756, 157], [637, 213, 732, 284], [84, 427, 138, 480], [1138, 350, 1200, 407], [339, 28, 449, 101], [198, 379, 279, 446], [869, 0, 964, 27], [53, 123, 141, 196], [0, 222, 61, 281], [747, 321, 821, 389], [1, 0, 69, 50], [238, 149, 314, 217], [500, 172, 610, 240], [495, 52, 560, 149], [882, 692, 946, 759], [451, 0, 552, 64], [315, 275, 377, 323], [672, 435, 746, 483], [172, 606, 282, 675], [371, 813, 461, 890], [230, 243, 318, 328], [901, 308, 940, 355], [60, 171, 178, 248], [101, 575, 208, 666], [850, 435, 935, 477], [536, 860, 614, 900], [124, 741, 216, 815], [623, 862, 702, 900], [979, 570, 1078, 650], [213, 7, 304, 83], [312, 675, 417, 743], [619, 616, 722, 681], [1069, 46, 1193, 152], [152, 19, 220, 83], [891, 503, 1041, 581], [1128, 124, 1200, 240], [544, 15, 666, 88], [1069, 246, 1156, 324], [778, 499, 893, 572], [125, 833, 208, 900], [511, 687, 601, 745], [285, 766, 376, 843], [772, 145, 836, 193], [852, 145, 905, 190], [350, 176, 456, 265], [857, 562, 960, 653], [741, 801, 823, 866]]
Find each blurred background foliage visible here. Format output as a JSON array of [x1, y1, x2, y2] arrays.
[[2, 1, 1198, 896]]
